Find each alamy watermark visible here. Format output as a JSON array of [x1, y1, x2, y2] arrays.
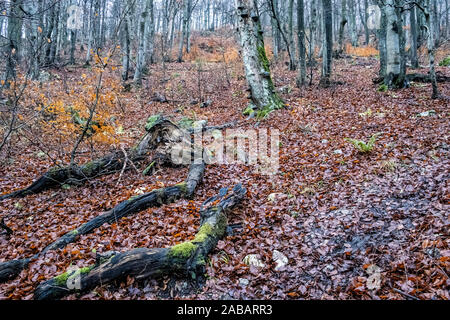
[[170, 127, 280, 176]]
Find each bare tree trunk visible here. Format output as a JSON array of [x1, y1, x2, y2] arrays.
[[338, 0, 348, 54], [349, 0, 358, 46], [309, 0, 317, 62], [178, 0, 192, 62], [297, 0, 307, 87], [236, 0, 284, 116], [383, 0, 401, 87], [269, 0, 296, 70], [378, 2, 387, 79], [3, 0, 23, 87], [121, 2, 131, 82], [423, 0, 440, 98], [320, 0, 333, 86], [134, 0, 153, 85], [410, 4, 419, 68], [363, 0, 370, 44]]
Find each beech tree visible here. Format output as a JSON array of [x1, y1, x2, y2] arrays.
[[236, 0, 284, 117]]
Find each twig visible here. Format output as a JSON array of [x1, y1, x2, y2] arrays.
[[393, 288, 420, 300]]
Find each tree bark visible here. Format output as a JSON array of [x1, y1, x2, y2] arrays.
[[236, 0, 284, 116], [0, 117, 205, 282], [320, 0, 333, 86], [297, 0, 307, 87], [34, 184, 245, 300], [0, 116, 183, 201], [410, 4, 419, 68], [338, 0, 348, 54]]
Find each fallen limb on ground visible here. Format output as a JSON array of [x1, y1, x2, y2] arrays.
[[0, 162, 205, 282], [0, 115, 185, 201], [34, 184, 246, 300], [0, 118, 202, 282]]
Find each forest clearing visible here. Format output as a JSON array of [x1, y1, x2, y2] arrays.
[[0, 0, 449, 301]]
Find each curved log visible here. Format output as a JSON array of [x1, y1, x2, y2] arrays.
[[0, 117, 201, 282], [34, 184, 246, 300], [0, 115, 185, 201], [0, 162, 205, 283]]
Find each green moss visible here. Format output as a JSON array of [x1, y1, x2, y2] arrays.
[[54, 266, 93, 286], [169, 241, 196, 259], [54, 272, 70, 286], [439, 55, 450, 67], [81, 160, 100, 175], [178, 117, 195, 129], [70, 229, 79, 236], [145, 114, 161, 131], [175, 182, 188, 194], [142, 161, 156, 176], [79, 266, 93, 274], [257, 45, 270, 73], [243, 105, 256, 116], [378, 84, 388, 92], [215, 213, 228, 238], [193, 223, 214, 243]]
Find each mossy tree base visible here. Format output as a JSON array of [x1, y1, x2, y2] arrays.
[[34, 184, 246, 300]]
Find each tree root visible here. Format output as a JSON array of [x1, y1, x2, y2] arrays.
[[34, 184, 245, 300]]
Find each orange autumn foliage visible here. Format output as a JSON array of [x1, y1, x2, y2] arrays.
[[345, 43, 379, 57]]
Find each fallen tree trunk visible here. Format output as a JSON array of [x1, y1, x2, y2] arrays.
[[0, 162, 205, 283], [0, 115, 185, 201], [34, 184, 246, 300], [0, 118, 201, 282]]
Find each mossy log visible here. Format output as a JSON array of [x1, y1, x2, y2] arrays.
[[0, 162, 205, 283], [0, 116, 185, 201], [34, 184, 246, 300]]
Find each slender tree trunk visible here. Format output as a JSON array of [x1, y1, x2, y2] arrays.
[[297, 0, 306, 87], [338, 0, 348, 53], [310, 0, 317, 62], [383, 0, 401, 87], [121, 3, 131, 82], [320, 0, 333, 85], [410, 5, 419, 68], [134, 0, 152, 85], [49, 2, 61, 65], [349, 0, 358, 46], [178, 0, 192, 62], [424, 0, 440, 98], [364, 0, 370, 45], [378, 2, 387, 79], [288, 0, 296, 63], [3, 0, 23, 87]]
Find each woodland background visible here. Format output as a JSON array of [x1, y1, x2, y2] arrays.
[[0, 0, 448, 300]]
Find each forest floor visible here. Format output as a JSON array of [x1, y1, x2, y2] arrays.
[[0, 38, 449, 300]]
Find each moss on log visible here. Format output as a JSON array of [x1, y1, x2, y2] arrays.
[[0, 162, 205, 283], [0, 116, 185, 201], [34, 184, 245, 300]]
